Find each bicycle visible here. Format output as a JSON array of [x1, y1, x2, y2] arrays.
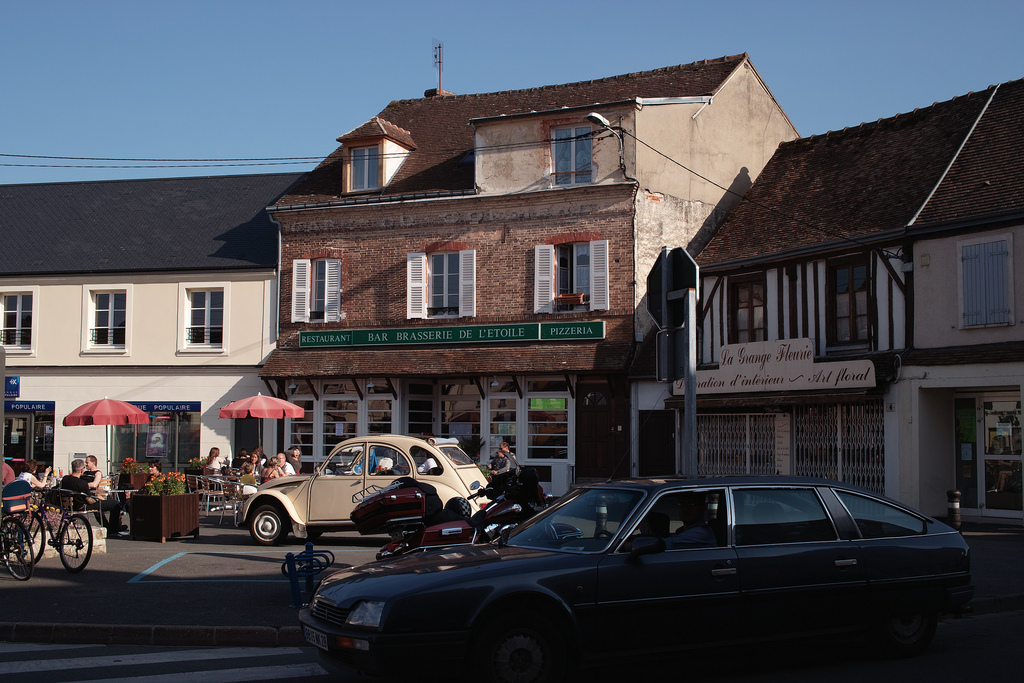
[[18, 488, 94, 573], [1, 515, 34, 581]]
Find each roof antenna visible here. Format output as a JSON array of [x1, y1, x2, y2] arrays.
[[433, 41, 443, 93]]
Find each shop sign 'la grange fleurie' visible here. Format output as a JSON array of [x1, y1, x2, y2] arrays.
[[299, 322, 605, 348], [673, 338, 876, 395]]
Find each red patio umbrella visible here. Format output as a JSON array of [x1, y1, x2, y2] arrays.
[[218, 393, 305, 420], [63, 398, 150, 426], [62, 398, 151, 473], [219, 393, 305, 457]]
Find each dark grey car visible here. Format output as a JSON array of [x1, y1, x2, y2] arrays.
[[300, 477, 973, 683]]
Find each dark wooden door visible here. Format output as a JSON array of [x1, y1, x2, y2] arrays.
[[639, 410, 675, 476], [576, 387, 616, 478]]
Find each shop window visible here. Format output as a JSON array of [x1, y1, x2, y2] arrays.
[[407, 382, 436, 436], [960, 235, 1013, 327], [527, 396, 568, 460], [407, 251, 475, 319], [828, 257, 870, 346], [286, 398, 315, 462], [729, 275, 766, 344], [111, 409, 200, 471], [551, 126, 592, 186], [534, 241, 609, 313], [367, 380, 393, 435], [323, 391, 358, 461], [292, 259, 342, 323], [489, 396, 517, 461], [440, 382, 481, 445], [1, 291, 34, 352]]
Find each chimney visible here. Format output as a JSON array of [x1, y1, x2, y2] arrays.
[[424, 88, 456, 98]]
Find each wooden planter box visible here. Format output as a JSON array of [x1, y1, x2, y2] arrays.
[[130, 493, 200, 543], [555, 292, 586, 305]]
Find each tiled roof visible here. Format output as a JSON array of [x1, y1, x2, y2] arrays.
[[279, 55, 749, 205], [913, 78, 1024, 226], [338, 117, 417, 150], [260, 341, 634, 378], [0, 173, 302, 276], [696, 87, 993, 266]]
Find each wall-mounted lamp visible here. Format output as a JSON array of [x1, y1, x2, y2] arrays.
[[490, 378, 500, 387], [288, 383, 298, 395], [366, 380, 375, 389], [586, 112, 625, 172]]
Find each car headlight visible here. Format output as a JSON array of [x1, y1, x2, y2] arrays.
[[346, 600, 385, 629]]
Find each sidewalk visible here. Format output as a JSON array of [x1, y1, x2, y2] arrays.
[[1, 518, 1021, 647]]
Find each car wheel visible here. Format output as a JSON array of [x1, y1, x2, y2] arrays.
[[249, 505, 289, 546], [870, 610, 938, 657], [475, 609, 566, 683]]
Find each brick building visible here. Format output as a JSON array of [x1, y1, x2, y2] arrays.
[[261, 54, 797, 493]]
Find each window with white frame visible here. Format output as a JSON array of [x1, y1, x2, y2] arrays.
[[91, 290, 127, 347], [1, 292, 33, 349], [407, 250, 476, 319], [534, 241, 609, 313], [552, 126, 592, 186], [292, 258, 342, 323], [350, 146, 379, 191], [960, 235, 1014, 327], [187, 289, 223, 346]]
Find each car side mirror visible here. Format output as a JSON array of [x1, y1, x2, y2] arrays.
[[629, 536, 666, 561]]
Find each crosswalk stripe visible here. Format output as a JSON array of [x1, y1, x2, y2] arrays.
[[74, 663, 328, 683], [0, 646, 304, 674]]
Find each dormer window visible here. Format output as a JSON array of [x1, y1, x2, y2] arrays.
[[351, 146, 379, 191]]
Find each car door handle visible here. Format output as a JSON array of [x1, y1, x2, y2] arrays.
[[834, 558, 858, 567], [711, 567, 737, 577]]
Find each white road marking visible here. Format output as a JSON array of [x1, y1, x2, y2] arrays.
[[0, 646, 304, 674]]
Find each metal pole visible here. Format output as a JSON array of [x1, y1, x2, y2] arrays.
[[683, 289, 697, 477]]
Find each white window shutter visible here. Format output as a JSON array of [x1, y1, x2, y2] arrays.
[[534, 245, 555, 313], [459, 250, 476, 317], [291, 259, 311, 322], [325, 258, 342, 322], [590, 240, 610, 310], [407, 253, 427, 319]]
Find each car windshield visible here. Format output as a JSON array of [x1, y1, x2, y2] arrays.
[[439, 445, 475, 466], [506, 487, 646, 553]]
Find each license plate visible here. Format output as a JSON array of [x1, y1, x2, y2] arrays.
[[303, 625, 329, 651]]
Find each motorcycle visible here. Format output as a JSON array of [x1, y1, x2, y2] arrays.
[[351, 466, 551, 560]]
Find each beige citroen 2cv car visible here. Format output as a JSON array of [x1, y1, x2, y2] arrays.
[[242, 435, 487, 545]]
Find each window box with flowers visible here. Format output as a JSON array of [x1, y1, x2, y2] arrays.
[[129, 472, 200, 543], [185, 457, 207, 477]]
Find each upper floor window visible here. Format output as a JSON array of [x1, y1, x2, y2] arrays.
[[407, 251, 476, 319], [292, 259, 342, 323], [828, 257, 870, 346], [92, 291, 126, 346], [960, 235, 1013, 327], [552, 126, 592, 186], [188, 289, 223, 346], [2, 292, 32, 348], [351, 146, 379, 191], [535, 241, 609, 313], [730, 276, 766, 344]]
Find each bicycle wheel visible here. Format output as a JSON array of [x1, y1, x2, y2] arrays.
[[25, 510, 46, 564], [58, 514, 94, 573], [1, 516, 34, 581]]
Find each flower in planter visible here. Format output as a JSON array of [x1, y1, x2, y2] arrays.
[[139, 471, 187, 496], [119, 457, 145, 474], [187, 457, 206, 469]]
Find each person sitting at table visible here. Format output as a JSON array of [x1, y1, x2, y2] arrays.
[[61, 458, 121, 536], [17, 459, 51, 489], [82, 454, 105, 491], [248, 450, 263, 480], [205, 447, 225, 475], [261, 456, 284, 483], [278, 452, 296, 476], [239, 462, 258, 496], [231, 449, 248, 470]]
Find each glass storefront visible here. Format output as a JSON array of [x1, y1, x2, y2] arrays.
[[955, 394, 1022, 516], [3, 404, 55, 468], [111, 403, 201, 472]]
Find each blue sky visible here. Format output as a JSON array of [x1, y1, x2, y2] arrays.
[[2, 0, 1021, 185]]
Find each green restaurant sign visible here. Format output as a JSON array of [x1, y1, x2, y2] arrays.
[[300, 321, 605, 348]]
